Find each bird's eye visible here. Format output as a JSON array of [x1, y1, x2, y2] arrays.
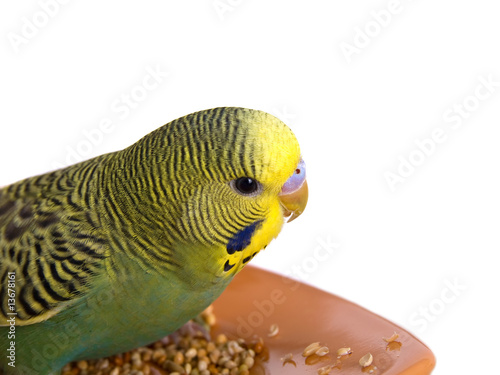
[[231, 177, 262, 196]]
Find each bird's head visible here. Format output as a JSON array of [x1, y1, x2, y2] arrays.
[[118, 107, 307, 286]]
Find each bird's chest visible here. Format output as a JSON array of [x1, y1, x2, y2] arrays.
[[75, 264, 227, 360], [116, 268, 222, 326]]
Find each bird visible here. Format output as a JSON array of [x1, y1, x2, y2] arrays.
[[0, 107, 308, 375]]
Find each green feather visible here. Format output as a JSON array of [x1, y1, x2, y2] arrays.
[[0, 107, 301, 374]]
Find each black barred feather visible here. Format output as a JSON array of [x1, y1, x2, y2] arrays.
[[0, 107, 300, 329], [0, 157, 110, 325]]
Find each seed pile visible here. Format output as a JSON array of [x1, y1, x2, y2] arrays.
[[62, 306, 264, 375]]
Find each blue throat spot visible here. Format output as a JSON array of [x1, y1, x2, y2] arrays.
[[226, 220, 264, 255]]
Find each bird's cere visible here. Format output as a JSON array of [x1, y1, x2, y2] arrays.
[[280, 159, 306, 195], [279, 159, 308, 222]]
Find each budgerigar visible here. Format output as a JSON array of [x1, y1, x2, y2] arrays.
[[0, 107, 307, 375]]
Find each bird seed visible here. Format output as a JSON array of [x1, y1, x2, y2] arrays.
[[315, 346, 329, 357], [267, 323, 279, 338], [317, 364, 335, 375], [383, 332, 399, 343], [61, 305, 263, 375], [336, 347, 352, 357], [359, 352, 374, 367], [302, 342, 321, 357], [280, 352, 296, 367]]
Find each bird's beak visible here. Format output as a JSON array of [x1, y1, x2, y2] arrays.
[[279, 179, 308, 223]]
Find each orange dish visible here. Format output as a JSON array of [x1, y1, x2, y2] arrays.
[[212, 266, 435, 375]]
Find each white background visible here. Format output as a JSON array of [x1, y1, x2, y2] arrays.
[[1, 1, 499, 373]]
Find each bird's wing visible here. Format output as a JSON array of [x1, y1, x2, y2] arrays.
[[0, 175, 108, 326]]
